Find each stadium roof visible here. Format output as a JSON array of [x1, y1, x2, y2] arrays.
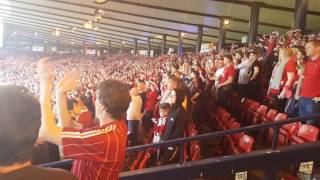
[[0, 0, 320, 49]]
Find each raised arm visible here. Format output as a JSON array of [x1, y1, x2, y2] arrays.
[[56, 69, 81, 128], [37, 58, 62, 145]]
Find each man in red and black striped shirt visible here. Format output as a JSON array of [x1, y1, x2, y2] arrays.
[[37, 59, 131, 180]]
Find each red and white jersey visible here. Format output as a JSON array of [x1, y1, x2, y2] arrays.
[[152, 116, 167, 144], [61, 120, 128, 180]]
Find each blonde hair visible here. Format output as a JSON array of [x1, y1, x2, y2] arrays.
[[279, 48, 294, 61]]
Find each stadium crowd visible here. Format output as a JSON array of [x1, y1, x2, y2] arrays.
[[0, 29, 320, 179]]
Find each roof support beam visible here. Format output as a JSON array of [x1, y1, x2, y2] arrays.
[[218, 19, 226, 52], [2, 19, 164, 49], [2, 18, 139, 47], [103, 0, 292, 29], [0, 13, 181, 48], [162, 35, 167, 55], [46, 0, 247, 36], [196, 25, 203, 53], [248, 2, 261, 44], [209, 0, 320, 16], [293, 0, 308, 32], [2, 1, 216, 42]]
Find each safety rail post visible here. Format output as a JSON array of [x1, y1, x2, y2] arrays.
[[179, 142, 185, 164], [266, 124, 280, 180], [271, 125, 280, 150]]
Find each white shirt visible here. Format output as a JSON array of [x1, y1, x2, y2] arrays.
[[126, 95, 142, 120], [214, 67, 225, 86], [236, 58, 251, 84]]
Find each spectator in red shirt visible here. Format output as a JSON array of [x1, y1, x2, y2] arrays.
[[268, 48, 296, 112], [37, 58, 131, 180], [297, 40, 320, 127], [142, 81, 159, 132], [217, 54, 235, 108]]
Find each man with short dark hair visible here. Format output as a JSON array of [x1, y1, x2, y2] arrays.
[[0, 85, 76, 180], [37, 58, 131, 180]]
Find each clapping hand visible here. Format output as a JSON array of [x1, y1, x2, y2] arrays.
[[37, 57, 54, 81], [57, 69, 81, 94]]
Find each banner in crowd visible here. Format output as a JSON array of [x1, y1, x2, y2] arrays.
[[200, 43, 216, 53], [242, 36, 247, 43], [130, 50, 154, 57]]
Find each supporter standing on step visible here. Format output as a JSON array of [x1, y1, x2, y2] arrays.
[[296, 40, 320, 127], [235, 51, 251, 98], [127, 87, 142, 146], [217, 54, 235, 108], [247, 51, 262, 101], [268, 48, 296, 112]]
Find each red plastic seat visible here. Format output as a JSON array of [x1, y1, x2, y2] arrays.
[[239, 98, 252, 122], [224, 129, 244, 155], [259, 109, 278, 144], [274, 113, 288, 121], [188, 129, 200, 161], [130, 151, 144, 171], [138, 152, 150, 169], [252, 105, 268, 125], [267, 113, 288, 146], [245, 101, 260, 125], [218, 112, 231, 130], [190, 142, 201, 161], [290, 125, 319, 144], [187, 122, 196, 136], [189, 129, 198, 137], [279, 122, 301, 145], [262, 109, 278, 123], [211, 108, 225, 123], [229, 134, 254, 154], [228, 122, 241, 130], [231, 131, 245, 142], [130, 160, 139, 171], [226, 118, 237, 129]]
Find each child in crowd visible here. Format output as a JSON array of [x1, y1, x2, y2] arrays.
[[138, 103, 171, 167], [151, 103, 171, 144]]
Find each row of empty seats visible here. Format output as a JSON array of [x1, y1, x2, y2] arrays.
[[129, 91, 319, 171], [225, 92, 319, 147]]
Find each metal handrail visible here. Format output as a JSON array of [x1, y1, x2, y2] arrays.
[[40, 114, 320, 168], [126, 114, 320, 163]]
